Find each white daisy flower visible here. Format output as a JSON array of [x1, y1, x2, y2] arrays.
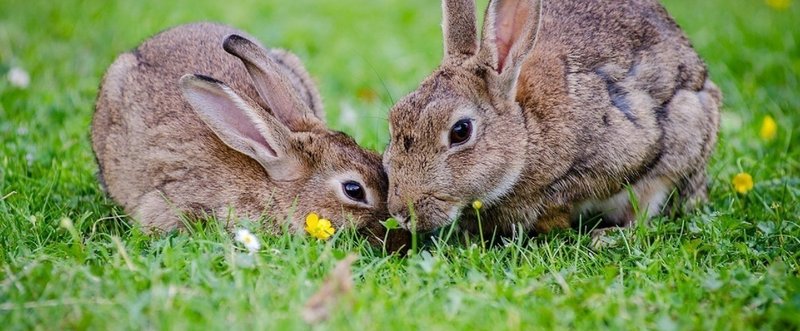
[[8, 67, 30, 89], [234, 228, 261, 254]]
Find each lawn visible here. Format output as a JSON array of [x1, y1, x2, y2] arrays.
[[1, 0, 798, 329]]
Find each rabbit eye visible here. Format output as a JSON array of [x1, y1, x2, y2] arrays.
[[342, 181, 367, 203], [449, 119, 472, 146]]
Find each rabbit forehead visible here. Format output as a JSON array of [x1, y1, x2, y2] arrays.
[[389, 68, 486, 138], [305, 131, 386, 190]]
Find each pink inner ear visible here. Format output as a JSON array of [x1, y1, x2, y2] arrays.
[[227, 110, 276, 156], [205, 92, 276, 156], [494, 0, 531, 72]]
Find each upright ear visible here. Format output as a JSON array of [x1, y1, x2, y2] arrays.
[[477, 0, 542, 98], [222, 34, 324, 132], [267, 49, 326, 121], [442, 0, 479, 60], [180, 74, 302, 181]]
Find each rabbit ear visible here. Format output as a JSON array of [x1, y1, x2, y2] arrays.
[[478, 0, 542, 97], [222, 34, 323, 132], [180, 74, 302, 181], [442, 0, 479, 60]]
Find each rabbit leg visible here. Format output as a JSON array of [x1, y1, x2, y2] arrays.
[[582, 177, 670, 247], [589, 227, 625, 249], [578, 176, 672, 229], [133, 190, 184, 233], [681, 170, 708, 208], [664, 169, 709, 216], [533, 206, 572, 233]]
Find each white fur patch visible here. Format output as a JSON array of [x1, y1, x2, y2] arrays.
[[574, 177, 671, 224]]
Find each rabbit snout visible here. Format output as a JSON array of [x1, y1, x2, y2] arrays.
[[388, 190, 461, 231]]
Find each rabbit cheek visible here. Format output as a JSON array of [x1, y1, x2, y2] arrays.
[[469, 117, 527, 203], [417, 196, 460, 231], [388, 192, 457, 232]]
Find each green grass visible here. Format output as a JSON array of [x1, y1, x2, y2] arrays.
[[1, 0, 799, 329]]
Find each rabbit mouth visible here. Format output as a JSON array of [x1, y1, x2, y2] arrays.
[[404, 195, 462, 231], [388, 190, 465, 231], [430, 193, 460, 203]]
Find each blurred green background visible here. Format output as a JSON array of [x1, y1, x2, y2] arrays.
[[1, 0, 798, 329]]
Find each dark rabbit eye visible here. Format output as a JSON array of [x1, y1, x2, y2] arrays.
[[342, 181, 367, 203], [449, 119, 472, 146]]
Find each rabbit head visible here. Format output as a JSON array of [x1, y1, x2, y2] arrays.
[[181, 35, 394, 240], [384, 0, 541, 231]]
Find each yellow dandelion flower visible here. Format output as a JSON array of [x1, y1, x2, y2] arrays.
[[765, 0, 791, 10], [472, 200, 483, 210], [305, 213, 335, 240], [732, 172, 754, 194], [759, 115, 777, 141]]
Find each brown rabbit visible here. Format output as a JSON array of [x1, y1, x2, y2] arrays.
[[384, 0, 721, 235], [92, 22, 407, 249]]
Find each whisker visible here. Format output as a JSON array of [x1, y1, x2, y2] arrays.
[[361, 56, 396, 107]]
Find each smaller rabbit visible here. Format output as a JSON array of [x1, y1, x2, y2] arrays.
[[383, 0, 721, 236], [92, 23, 408, 249]]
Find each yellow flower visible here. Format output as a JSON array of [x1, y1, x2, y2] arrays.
[[765, 0, 791, 10], [759, 115, 777, 141], [732, 172, 754, 194], [471, 200, 483, 210], [305, 213, 335, 240]]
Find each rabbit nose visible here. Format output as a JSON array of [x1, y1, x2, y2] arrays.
[[388, 203, 409, 226], [392, 212, 409, 228], [388, 194, 411, 228]]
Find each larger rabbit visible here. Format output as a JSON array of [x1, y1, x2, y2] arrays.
[[93, 23, 407, 249], [384, 0, 721, 235]]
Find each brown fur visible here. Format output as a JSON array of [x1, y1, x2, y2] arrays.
[[384, 0, 721, 234], [92, 23, 409, 249]]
